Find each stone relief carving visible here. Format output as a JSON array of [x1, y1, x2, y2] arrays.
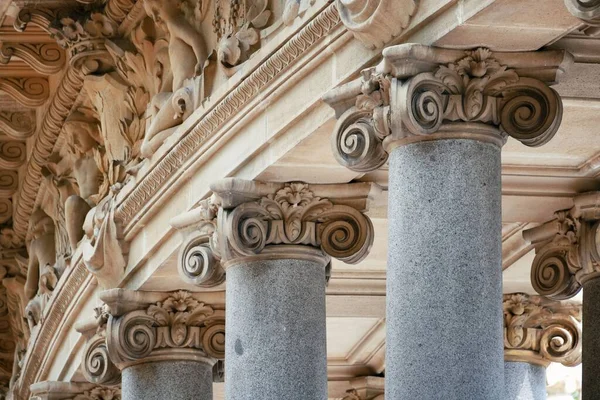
[[23, 209, 58, 332], [323, 45, 571, 173], [29, 381, 121, 400], [336, 0, 417, 48], [173, 179, 377, 283], [0, 111, 35, 140], [565, 0, 600, 24], [0, 77, 49, 108], [0, 42, 66, 75], [503, 293, 581, 367], [523, 192, 600, 299], [101, 290, 225, 370]]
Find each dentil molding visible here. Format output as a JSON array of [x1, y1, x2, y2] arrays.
[[524, 192, 600, 299], [323, 44, 572, 172], [171, 179, 379, 285], [100, 289, 225, 370], [504, 293, 581, 367]]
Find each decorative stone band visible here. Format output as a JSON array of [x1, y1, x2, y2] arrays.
[[523, 192, 600, 299], [336, 0, 417, 49], [171, 179, 378, 285], [503, 293, 582, 367], [564, 0, 600, 24], [29, 381, 121, 400], [100, 289, 225, 370], [323, 44, 572, 173]]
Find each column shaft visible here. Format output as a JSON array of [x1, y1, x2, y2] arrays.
[[583, 278, 600, 399], [504, 362, 546, 400], [122, 360, 213, 400], [386, 138, 504, 399], [225, 258, 327, 400]]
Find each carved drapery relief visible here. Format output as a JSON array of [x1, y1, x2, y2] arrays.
[[523, 192, 600, 299], [0, 42, 66, 75], [323, 45, 571, 173], [336, 0, 417, 48], [503, 293, 581, 367], [172, 179, 377, 286], [100, 290, 225, 370]]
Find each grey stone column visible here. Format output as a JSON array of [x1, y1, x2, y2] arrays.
[[122, 360, 213, 400], [97, 289, 225, 400], [226, 257, 327, 399], [323, 44, 570, 400], [504, 361, 546, 400], [583, 278, 600, 398], [201, 178, 375, 400], [386, 135, 504, 399]]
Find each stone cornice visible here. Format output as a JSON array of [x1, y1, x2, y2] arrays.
[[336, 0, 417, 49], [100, 289, 225, 370], [323, 44, 572, 173], [503, 293, 582, 367], [30, 381, 121, 400], [171, 179, 378, 285], [114, 3, 343, 231], [524, 192, 600, 299]]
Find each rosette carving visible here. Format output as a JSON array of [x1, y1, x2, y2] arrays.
[[102, 290, 225, 369], [336, 0, 417, 48], [503, 293, 581, 367], [213, 180, 375, 266], [324, 45, 570, 173]]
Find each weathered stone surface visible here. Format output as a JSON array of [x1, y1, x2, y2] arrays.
[[225, 258, 328, 400], [504, 362, 546, 400], [385, 138, 504, 399], [583, 277, 600, 399]]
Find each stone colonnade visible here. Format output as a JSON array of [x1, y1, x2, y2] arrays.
[[73, 43, 586, 399]]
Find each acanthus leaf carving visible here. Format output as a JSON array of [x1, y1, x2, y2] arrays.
[[0, 42, 66, 75], [503, 293, 582, 367], [103, 290, 225, 369], [324, 45, 570, 173]]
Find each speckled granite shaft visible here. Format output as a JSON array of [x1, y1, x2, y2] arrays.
[[504, 362, 546, 400], [583, 278, 600, 399], [122, 360, 213, 400], [225, 258, 327, 400], [385, 139, 504, 400]]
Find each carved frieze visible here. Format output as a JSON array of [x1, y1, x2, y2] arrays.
[[101, 289, 225, 370], [0, 111, 35, 140], [336, 0, 417, 48], [29, 381, 121, 400], [172, 179, 377, 285], [523, 192, 600, 299], [323, 45, 571, 172], [503, 293, 581, 367], [0, 77, 49, 108]]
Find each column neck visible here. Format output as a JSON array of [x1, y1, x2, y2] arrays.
[[503, 293, 582, 367]]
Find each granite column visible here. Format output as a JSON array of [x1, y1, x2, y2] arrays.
[[323, 44, 570, 399]]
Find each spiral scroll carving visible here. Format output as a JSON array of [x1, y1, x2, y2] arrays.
[[203, 322, 225, 359], [320, 206, 374, 265], [530, 246, 582, 300], [396, 75, 445, 136], [499, 79, 562, 147], [179, 235, 224, 287], [540, 322, 581, 366], [82, 335, 121, 386], [0, 77, 49, 107], [331, 108, 388, 172], [107, 312, 156, 365], [565, 0, 600, 22], [0, 141, 26, 169]]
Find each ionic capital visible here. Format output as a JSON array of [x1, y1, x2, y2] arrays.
[[99, 289, 225, 370], [565, 0, 600, 24], [29, 381, 121, 400], [342, 377, 385, 400], [323, 44, 572, 172], [524, 192, 600, 299], [172, 179, 378, 284], [504, 293, 581, 367]]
